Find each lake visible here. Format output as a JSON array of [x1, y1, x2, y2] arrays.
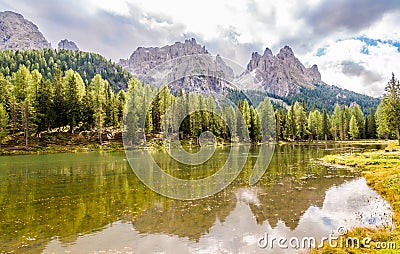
[[0, 143, 393, 253]]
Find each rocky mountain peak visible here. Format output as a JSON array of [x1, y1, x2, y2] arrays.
[[242, 46, 324, 97], [58, 39, 79, 51], [0, 11, 51, 50], [263, 48, 273, 56], [277, 45, 295, 60], [119, 38, 208, 75]]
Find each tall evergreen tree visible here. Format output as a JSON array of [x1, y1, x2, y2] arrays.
[[331, 104, 341, 141], [0, 104, 8, 151], [35, 79, 54, 134], [349, 115, 359, 140], [322, 108, 330, 141], [367, 108, 377, 138], [63, 70, 85, 133], [376, 73, 400, 144], [91, 74, 107, 144]]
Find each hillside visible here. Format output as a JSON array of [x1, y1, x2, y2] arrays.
[[0, 49, 131, 91]]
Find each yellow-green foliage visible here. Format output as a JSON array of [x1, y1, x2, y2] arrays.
[[315, 145, 400, 253]]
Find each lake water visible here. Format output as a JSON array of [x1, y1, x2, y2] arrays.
[[0, 143, 393, 253]]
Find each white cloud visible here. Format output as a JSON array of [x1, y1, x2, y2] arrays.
[[1, 0, 400, 96], [300, 37, 400, 97]]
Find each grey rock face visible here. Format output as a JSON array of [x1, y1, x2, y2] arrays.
[[243, 45, 324, 97], [120, 39, 323, 99], [119, 38, 209, 75], [58, 39, 79, 51], [0, 11, 51, 50]]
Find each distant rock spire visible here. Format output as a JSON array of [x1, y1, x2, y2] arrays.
[[58, 39, 79, 51]]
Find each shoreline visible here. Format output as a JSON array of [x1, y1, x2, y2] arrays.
[[314, 142, 400, 253], [0, 138, 391, 156]]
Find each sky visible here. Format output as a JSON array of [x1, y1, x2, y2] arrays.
[[1, 0, 400, 97]]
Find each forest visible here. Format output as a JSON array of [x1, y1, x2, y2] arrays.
[[0, 47, 397, 149], [0, 62, 399, 151], [0, 49, 131, 91]]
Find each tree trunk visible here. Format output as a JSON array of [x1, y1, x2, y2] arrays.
[[397, 127, 400, 146], [25, 128, 28, 150]]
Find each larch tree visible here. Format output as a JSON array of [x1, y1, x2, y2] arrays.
[[0, 104, 8, 151], [349, 115, 359, 140], [377, 73, 400, 145], [90, 74, 107, 144]]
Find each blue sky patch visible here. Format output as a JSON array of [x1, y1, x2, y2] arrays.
[[356, 36, 400, 53], [316, 47, 326, 56], [361, 46, 369, 55]]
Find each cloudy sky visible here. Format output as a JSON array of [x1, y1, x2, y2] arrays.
[[1, 0, 400, 97]]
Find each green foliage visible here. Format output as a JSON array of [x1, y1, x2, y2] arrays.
[[349, 115, 359, 140], [90, 74, 107, 143], [0, 49, 131, 91], [0, 104, 8, 150], [366, 108, 377, 139], [376, 73, 400, 144]]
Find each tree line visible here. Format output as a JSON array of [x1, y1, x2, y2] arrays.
[[0, 64, 398, 150], [0, 65, 126, 149], [0, 49, 131, 91]]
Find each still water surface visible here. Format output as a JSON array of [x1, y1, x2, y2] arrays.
[[0, 144, 393, 253]]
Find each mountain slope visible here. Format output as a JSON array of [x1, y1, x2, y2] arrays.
[[0, 11, 51, 50], [0, 49, 131, 91]]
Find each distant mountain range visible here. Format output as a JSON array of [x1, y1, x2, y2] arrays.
[[0, 10, 380, 112]]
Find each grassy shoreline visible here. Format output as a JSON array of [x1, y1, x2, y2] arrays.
[[314, 142, 400, 253], [0, 136, 390, 156]]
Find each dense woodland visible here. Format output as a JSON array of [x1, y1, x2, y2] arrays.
[[0, 49, 398, 150], [0, 49, 131, 91]]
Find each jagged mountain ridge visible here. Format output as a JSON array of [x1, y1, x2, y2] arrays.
[[119, 39, 324, 97], [242, 46, 324, 97], [0, 10, 378, 110], [0, 11, 51, 50], [58, 39, 79, 51], [119, 39, 238, 96], [119, 38, 209, 76], [119, 39, 378, 110]]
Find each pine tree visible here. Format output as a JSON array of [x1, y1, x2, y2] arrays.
[[285, 104, 296, 140], [36, 79, 54, 134], [294, 101, 307, 140], [12, 65, 35, 149], [0, 104, 8, 151], [53, 67, 66, 130], [367, 108, 377, 138], [349, 115, 359, 140], [63, 70, 85, 133], [377, 73, 400, 144], [331, 104, 341, 140], [249, 106, 261, 142], [352, 103, 365, 139], [90, 74, 106, 144], [322, 108, 330, 141], [308, 109, 322, 141], [257, 98, 275, 141]]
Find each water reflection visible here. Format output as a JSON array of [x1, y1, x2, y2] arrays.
[[0, 144, 392, 253]]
